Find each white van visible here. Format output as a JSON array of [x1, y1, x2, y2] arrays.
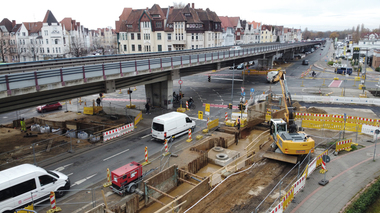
[[151, 112, 196, 141], [0, 164, 70, 213]]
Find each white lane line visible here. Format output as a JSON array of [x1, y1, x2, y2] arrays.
[[71, 174, 97, 187], [141, 134, 151, 139], [67, 173, 73, 176], [103, 149, 130, 161], [54, 163, 73, 172], [212, 77, 243, 81], [3, 117, 7, 118]]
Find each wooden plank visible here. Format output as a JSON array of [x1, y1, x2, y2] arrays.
[[178, 169, 204, 180], [147, 185, 175, 200], [178, 178, 197, 186], [153, 196, 183, 213], [149, 196, 167, 206]]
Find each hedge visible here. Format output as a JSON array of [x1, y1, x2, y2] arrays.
[[345, 178, 380, 213], [376, 67, 380, 72], [327, 61, 334, 65]]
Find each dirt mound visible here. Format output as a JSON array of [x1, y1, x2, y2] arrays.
[[292, 101, 302, 110], [307, 107, 327, 114]]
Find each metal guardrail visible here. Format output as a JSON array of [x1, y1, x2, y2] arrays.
[[0, 42, 319, 94]]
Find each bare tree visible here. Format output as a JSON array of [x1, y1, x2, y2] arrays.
[[24, 38, 42, 61], [70, 36, 86, 57], [92, 36, 105, 55], [173, 2, 186, 8], [0, 33, 10, 62]]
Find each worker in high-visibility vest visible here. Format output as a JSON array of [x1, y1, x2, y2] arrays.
[[20, 118, 26, 132], [235, 116, 241, 145], [236, 116, 241, 130]]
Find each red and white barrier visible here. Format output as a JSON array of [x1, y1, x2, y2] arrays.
[[103, 123, 134, 142], [186, 101, 189, 110], [293, 175, 306, 196], [270, 202, 283, 213], [225, 112, 228, 121], [145, 146, 148, 163], [165, 139, 168, 152], [188, 129, 192, 140]]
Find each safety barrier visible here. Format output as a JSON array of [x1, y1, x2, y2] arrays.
[[47, 191, 61, 213], [207, 118, 219, 130], [103, 168, 112, 187], [335, 139, 353, 152], [296, 112, 379, 127], [268, 149, 328, 213], [134, 111, 143, 126], [103, 123, 134, 142]]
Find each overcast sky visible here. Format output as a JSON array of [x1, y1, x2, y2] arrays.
[[2, 0, 380, 32]]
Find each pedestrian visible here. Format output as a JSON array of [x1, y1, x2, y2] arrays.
[[236, 116, 241, 131], [96, 97, 101, 106], [145, 102, 151, 114]]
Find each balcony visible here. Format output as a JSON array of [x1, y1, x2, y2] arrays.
[[167, 39, 186, 45]]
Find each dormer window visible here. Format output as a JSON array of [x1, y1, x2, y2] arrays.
[[152, 14, 160, 18], [184, 13, 191, 17], [127, 25, 132, 28]]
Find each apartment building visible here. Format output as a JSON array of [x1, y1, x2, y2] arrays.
[[116, 3, 222, 53], [261, 25, 274, 43], [0, 19, 19, 62]]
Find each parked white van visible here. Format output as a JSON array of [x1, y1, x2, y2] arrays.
[[151, 112, 196, 141], [0, 164, 70, 213]]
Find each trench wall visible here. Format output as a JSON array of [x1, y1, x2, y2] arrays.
[[190, 136, 234, 153], [179, 177, 210, 211], [144, 165, 178, 206]]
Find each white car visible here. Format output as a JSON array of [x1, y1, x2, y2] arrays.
[[229, 46, 242, 51]]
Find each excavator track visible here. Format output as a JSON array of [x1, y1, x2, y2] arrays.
[[263, 151, 298, 164]]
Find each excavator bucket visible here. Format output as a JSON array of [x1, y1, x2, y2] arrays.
[[263, 151, 298, 164]]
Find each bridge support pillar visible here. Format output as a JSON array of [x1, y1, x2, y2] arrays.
[[216, 62, 221, 70], [145, 75, 174, 110]]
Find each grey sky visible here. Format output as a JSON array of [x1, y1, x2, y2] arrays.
[[2, 0, 380, 31]]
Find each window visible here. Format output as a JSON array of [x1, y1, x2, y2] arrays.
[[124, 45, 127, 51], [55, 39, 59, 44], [192, 33, 194, 40], [181, 33, 183, 40], [0, 179, 37, 202], [44, 30, 48, 36], [145, 45, 151, 52], [196, 33, 198, 40], [22, 32, 26, 36], [30, 39, 33, 44], [47, 48, 50, 53], [152, 122, 164, 131], [137, 33, 141, 40], [158, 45, 162, 52], [39, 175, 57, 186], [168, 45, 172, 51], [46, 39, 49, 44], [131, 33, 134, 40], [138, 45, 142, 51], [23, 40, 25, 45], [156, 21, 162, 28], [175, 33, 178, 40], [53, 48, 55, 53], [132, 45, 135, 51], [196, 45, 198, 49], [59, 47, 61, 53], [56, 47, 58, 53], [144, 33, 150, 40], [168, 33, 171, 40], [40, 48, 43, 53], [157, 33, 161, 40], [192, 45, 194, 49]]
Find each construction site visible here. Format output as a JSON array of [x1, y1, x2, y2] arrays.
[[1, 70, 379, 213]]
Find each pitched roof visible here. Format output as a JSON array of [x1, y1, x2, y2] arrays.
[[119, 8, 133, 21], [60, 18, 73, 31], [125, 9, 144, 32], [196, 8, 221, 23], [12, 24, 22, 33], [0, 18, 13, 32], [23, 22, 43, 35], [42, 10, 59, 25], [219, 16, 239, 30], [172, 4, 202, 23]]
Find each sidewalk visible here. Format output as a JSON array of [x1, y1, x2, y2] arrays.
[[287, 140, 380, 213]]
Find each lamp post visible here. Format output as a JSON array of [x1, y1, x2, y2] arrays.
[[231, 62, 235, 119]]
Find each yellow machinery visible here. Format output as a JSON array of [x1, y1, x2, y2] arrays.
[[263, 74, 315, 164]]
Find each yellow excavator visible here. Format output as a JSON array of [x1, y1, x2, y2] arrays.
[[263, 74, 315, 164]]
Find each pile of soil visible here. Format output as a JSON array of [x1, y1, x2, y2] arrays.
[[307, 107, 327, 114], [292, 101, 302, 110]]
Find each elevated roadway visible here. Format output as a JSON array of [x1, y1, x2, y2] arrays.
[[0, 41, 321, 113]]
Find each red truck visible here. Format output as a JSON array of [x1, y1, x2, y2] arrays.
[[110, 161, 155, 195]]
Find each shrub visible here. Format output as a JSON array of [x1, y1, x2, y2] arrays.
[[345, 178, 380, 213], [327, 61, 334, 66], [376, 67, 380, 72], [351, 144, 357, 151]]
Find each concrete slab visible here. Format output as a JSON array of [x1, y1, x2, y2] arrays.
[[311, 106, 378, 118], [207, 147, 241, 167]]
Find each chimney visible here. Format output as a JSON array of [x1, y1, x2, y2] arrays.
[[192, 3, 194, 8], [12, 20, 16, 28]]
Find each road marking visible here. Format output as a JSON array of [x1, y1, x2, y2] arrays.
[[328, 80, 342, 87], [71, 173, 97, 187], [141, 134, 151, 139], [55, 163, 73, 172], [211, 77, 243, 81], [105, 191, 114, 197], [103, 149, 130, 161], [3, 117, 7, 118], [67, 173, 73, 176]]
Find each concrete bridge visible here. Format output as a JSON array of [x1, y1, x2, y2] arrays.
[[0, 41, 321, 113]]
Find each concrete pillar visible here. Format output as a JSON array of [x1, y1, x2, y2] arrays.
[[216, 62, 221, 70], [144, 76, 174, 110]]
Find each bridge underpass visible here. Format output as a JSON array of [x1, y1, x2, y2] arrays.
[[0, 42, 322, 114]]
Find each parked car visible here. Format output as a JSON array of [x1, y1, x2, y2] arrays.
[[302, 60, 309, 65], [36, 102, 62, 113], [236, 63, 245, 70]]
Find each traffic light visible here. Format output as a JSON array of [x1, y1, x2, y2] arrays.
[[228, 103, 232, 109], [242, 104, 246, 110], [238, 103, 242, 110], [208, 75, 211, 82], [127, 90, 132, 94], [182, 93, 185, 98]]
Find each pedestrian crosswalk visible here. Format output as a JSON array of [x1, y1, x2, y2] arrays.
[[103, 98, 146, 102], [328, 80, 342, 88]]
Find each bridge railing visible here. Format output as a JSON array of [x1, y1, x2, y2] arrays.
[[0, 42, 318, 94]]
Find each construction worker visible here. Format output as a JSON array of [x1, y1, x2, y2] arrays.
[[236, 116, 241, 131], [20, 118, 26, 132]]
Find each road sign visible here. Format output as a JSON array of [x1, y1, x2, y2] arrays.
[[198, 111, 203, 120], [241, 92, 246, 96], [205, 104, 210, 115], [178, 80, 183, 85], [241, 87, 244, 93], [250, 88, 254, 92]]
